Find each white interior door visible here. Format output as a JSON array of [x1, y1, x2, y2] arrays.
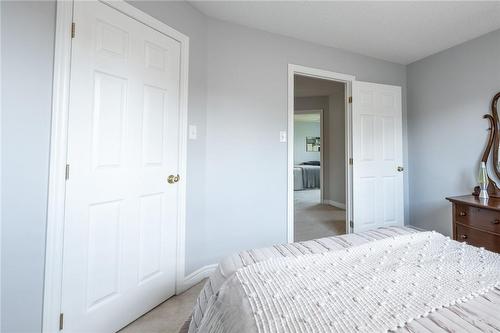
[[61, 1, 181, 331], [352, 81, 403, 232]]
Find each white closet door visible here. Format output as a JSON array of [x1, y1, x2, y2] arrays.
[[61, 1, 181, 331], [352, 81, 403, 233]]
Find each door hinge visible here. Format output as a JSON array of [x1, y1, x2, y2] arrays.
[[349, 158, 353, 165], [350, 220, 354, 229], [59, 313, 64, 330], [71, 22, 76, 38], [348, 96, 353, 103], [65, 164, 70, 180]]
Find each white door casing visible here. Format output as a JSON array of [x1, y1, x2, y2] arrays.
[[287, 64, 355, 242], [61, 1, 182, 331], [352, 81, 403, 232]]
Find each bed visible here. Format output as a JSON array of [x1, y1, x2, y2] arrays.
[[185, 226, 500, 333], [294, 164, 320, 190]]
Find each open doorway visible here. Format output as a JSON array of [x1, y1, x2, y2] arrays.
[[292, 75, 347, 241], [288, 65, 404, 241]]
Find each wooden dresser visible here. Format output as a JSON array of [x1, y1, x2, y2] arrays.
[[446, 195, 500, 253]]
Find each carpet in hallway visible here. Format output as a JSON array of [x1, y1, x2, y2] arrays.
[[294, 189, 346, 241]]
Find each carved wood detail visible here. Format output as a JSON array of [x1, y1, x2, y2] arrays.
[[473, 92, 500, 198]]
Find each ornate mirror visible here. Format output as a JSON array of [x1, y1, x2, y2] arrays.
[[474, 92, 500, 197]]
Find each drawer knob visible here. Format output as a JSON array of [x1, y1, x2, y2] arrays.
[[459, 211, 467, 217], [460, 234, 468, 240], [491, 219, 500, 225]]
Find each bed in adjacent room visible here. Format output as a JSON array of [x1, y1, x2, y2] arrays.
[[184, 226, 500, 333], [294, 162, 320, 191]]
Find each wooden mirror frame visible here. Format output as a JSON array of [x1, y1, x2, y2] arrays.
[[473, 92, 500, 197]]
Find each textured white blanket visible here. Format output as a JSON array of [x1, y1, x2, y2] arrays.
[[234, 232, 500, 333]]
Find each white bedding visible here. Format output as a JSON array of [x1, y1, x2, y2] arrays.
[[188, 228, 500, 333]]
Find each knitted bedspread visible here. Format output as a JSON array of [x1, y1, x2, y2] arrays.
[[195, 231, 500, 333]]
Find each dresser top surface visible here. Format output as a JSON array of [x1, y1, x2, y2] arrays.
[[446, 195, 500, 211]]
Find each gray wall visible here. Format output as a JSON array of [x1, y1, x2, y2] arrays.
[[1, 1, 56, 332], [326, 92, 346, 205], [407, 29, 500, 235], [204, 19, 407, 265], [293, 118, 321, 164]]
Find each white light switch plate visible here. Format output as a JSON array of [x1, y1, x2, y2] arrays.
[[280, 131, 287, 142], [189, 125, 197, 140]]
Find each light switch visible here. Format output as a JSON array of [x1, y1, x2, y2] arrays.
[[189, 125, 197, 140], [280, 130, 287, 143]]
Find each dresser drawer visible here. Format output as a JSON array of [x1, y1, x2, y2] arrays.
[[455, 204, 500, 234], [455, 224, 500, 253]]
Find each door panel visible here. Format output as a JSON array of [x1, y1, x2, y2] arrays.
[[61, 1, 181, 331], [138, 193, 164, 283], [92, 72, 127, 168], [352, 81, 403, 232], [359, 177, 377, 229], [360, 114, 375, 160], [87, 200, 122, 310], [142, 85, 167, 166]]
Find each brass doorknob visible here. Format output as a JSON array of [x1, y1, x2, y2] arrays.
[[168, 174, 180, 184], [397, 166, 404, 172]]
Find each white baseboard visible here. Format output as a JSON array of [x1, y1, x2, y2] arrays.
[[178, 264, 218, 294], [323, 199, 346, 210]]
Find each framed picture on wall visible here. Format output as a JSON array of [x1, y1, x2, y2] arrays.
[[306, 136, 320, 152]]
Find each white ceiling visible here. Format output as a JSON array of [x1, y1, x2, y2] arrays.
[[189, 1, 500, 64]]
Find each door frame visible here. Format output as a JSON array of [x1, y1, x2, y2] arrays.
[[294, 109, 324, 202], [287, 64, 355, 242], [42, 1, 189, 332]]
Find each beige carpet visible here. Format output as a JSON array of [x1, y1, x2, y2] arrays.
[[119, 280, 204, 333], [294, 189, 346, 242]]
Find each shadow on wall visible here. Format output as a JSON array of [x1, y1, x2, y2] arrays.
[[415, 204, 452, 236]]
